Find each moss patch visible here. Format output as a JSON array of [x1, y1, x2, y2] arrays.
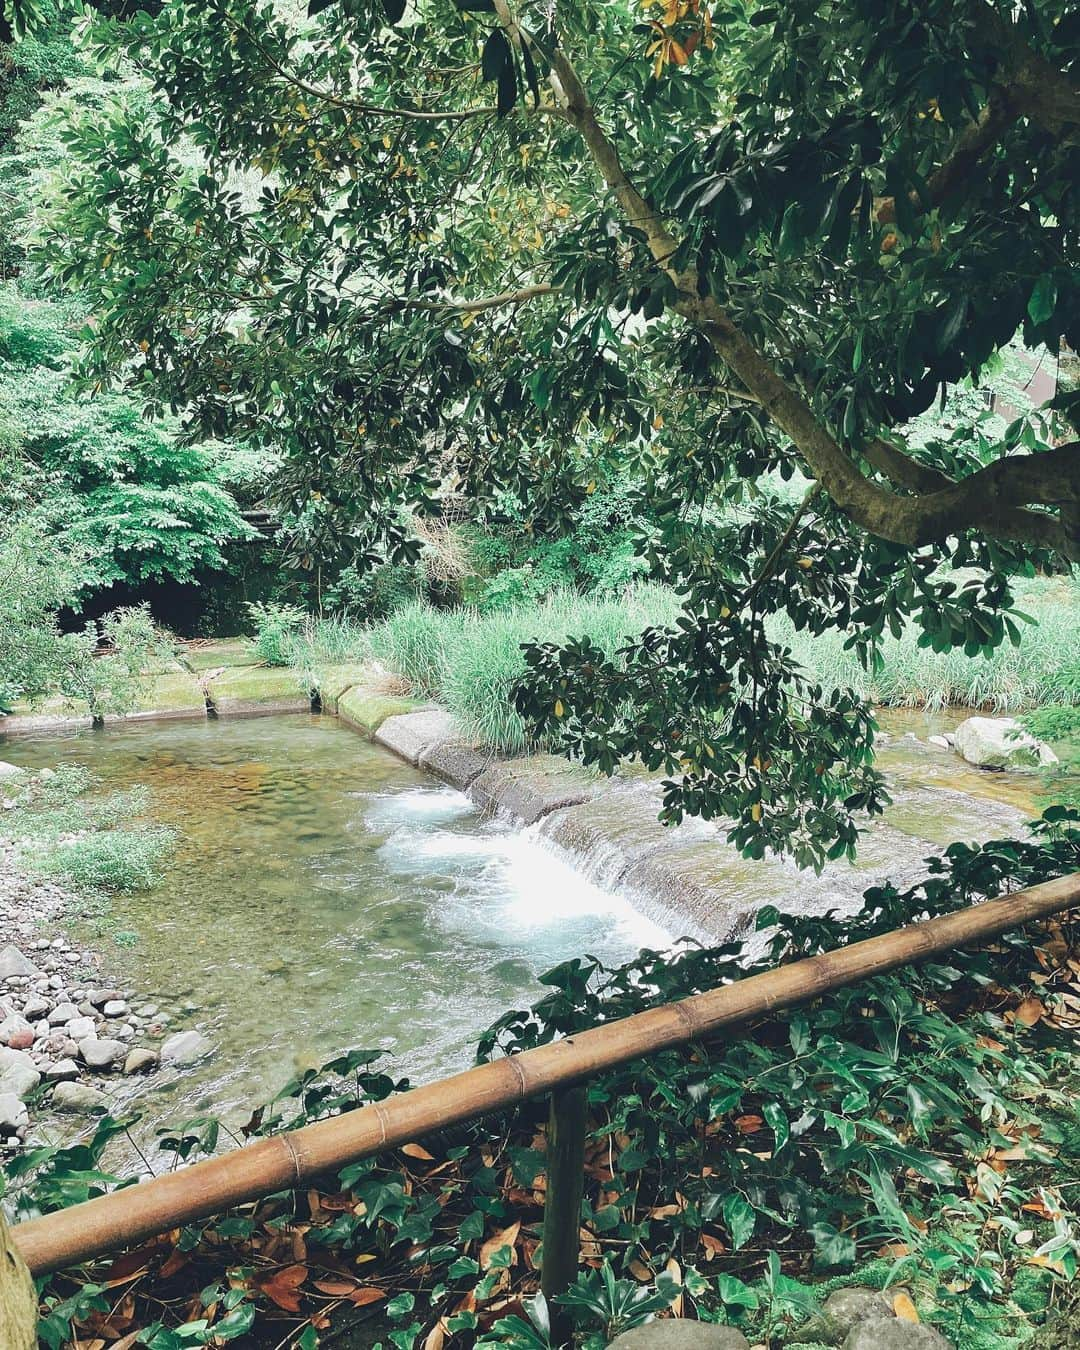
[[126, 671, 207, 716], [337, 686, 418, 737], [205, 665, 311, 714], [180, 639, 259, 671], [311, 665, 374, 714], [1, 695, 93, 732]]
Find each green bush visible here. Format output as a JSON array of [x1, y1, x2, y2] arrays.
[[247, 601, 308, 666], [1023, 704, 1080, 744]]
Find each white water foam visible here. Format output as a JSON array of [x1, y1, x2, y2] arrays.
[[371, 788, 671, 954]]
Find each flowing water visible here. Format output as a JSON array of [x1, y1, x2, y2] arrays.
[[0, 708, 1058, 1137], [0, 715, 667, 1132]]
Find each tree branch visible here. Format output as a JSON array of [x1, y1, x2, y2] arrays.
[[873, 2, 1080, 228], [384, 283, 561, 314], [874, 92, 1018, 225], [977, 0, 1080, 137], [538, 20, 1079, 559]]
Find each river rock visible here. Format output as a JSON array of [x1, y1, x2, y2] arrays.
[[0, 1013, 34, 1048], [48, 1001, 79, 1026], [160, 1030, 213, 1065], [0, 947, 39, 981], [608, 1324, 751, 1349], [43, 1059, 79, 1083], [123, 1048, 159, 1075], [102, 999, 129, 1018], [927, 735, 950, 750], [79, 1037, 126, 1069], [86, 989, 121, 1008], [844, 1322, 952, 1350], [51, 1080, 110, 1114], [22, 994, 50, 1019], [0, 1047, 40, 1100], [0, 761, 24, 782], [0, 1092, 28, 1134], [800, 1287, 896, 1344], [953, 717, 1058, 770], [66, 1016, 96, 1041]]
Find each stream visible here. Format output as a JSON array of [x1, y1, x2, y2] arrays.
[[0, 709, 1055, 1140]]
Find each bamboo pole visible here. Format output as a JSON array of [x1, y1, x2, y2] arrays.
[[13, 872, 1080, 1277]]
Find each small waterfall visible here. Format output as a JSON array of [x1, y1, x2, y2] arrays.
[[530, 768, 1032, 956]]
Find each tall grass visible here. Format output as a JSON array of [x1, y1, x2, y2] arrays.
[[289, 576, 1078, 752], [770, 578, 1080, 713], [366, 602, 466, 698], [367, 584, 680, 753]]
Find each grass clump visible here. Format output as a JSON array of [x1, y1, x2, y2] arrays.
[[2, 763, 175, 899], [274, 574, 1078, 750], [27, 826, 173, 891], [366, 583, 680, 752], [366, 600, 465, 698], [772, 577, 1080, 713]]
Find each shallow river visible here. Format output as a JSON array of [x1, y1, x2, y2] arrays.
[[0, 715, 668, 1130], [0, 709, 1058, 1138]]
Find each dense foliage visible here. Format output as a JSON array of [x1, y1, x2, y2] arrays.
[[31, 0, 1079, 865], [0, 290, 252, 591]]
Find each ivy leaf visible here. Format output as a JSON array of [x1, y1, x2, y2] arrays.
[[810, 1222, 856, 1267]]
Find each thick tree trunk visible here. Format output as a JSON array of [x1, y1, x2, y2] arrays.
[[0, 1212, 37, 1349]]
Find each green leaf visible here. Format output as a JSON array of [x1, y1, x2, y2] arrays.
[[716, 1273, 759, 1310], [1027, 274, 1057, 325], [721, 1192, 756, 1250], [763, 1101, 789, 1153]]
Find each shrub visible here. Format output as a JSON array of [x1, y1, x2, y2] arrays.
[[247, 601, 307, 666]]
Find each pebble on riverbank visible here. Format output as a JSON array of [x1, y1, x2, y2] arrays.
[[0, 765, 187, 1136]]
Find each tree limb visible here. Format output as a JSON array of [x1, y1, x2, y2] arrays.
[[977, 0, 1080, 137], [874, 3, 1080, 227], [874, 92, 1018, 225], [385, 284, 561, 315], [538, 17, 1080, 559]]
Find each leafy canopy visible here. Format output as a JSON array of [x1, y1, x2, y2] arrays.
[[0, 287, 252, 590], [36, 0, 1080, 866]]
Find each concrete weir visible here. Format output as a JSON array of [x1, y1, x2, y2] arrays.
[[333, 695, 994, 944], [0, 667, 1030, 944]]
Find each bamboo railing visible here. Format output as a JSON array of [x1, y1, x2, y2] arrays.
[[12, 871, 1080, 1309]]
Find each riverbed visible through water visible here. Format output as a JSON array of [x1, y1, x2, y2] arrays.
[[0, 709, 1058, 1139]]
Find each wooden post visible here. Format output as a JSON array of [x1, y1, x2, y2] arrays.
[[541, 1082, 588, 1343]]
